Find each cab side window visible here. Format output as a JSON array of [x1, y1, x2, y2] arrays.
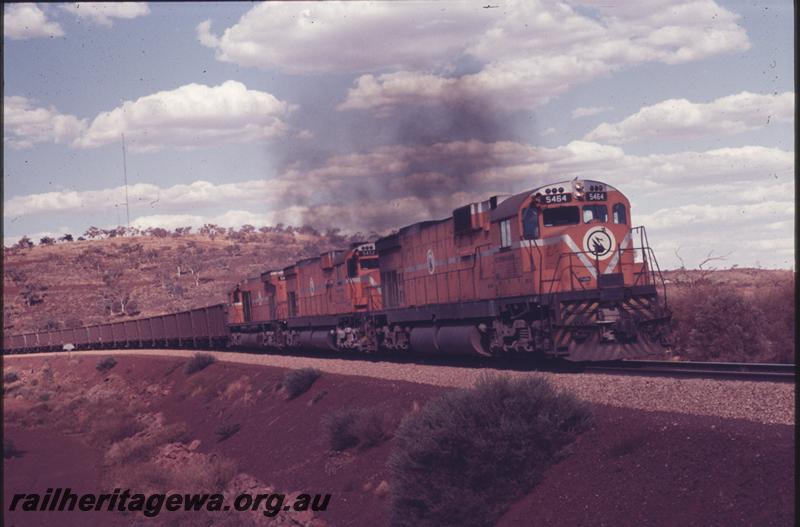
[[522, 207, 539, 240], [500, 219, 512, 248], [613, 203, 627, 224]]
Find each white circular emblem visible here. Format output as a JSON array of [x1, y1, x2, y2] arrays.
[[309, 277, 315, 295], [426, 249, 435, 274], [582, 227, 616, 261]]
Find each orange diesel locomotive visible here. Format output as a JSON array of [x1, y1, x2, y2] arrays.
[[227, 179, 670, 361]]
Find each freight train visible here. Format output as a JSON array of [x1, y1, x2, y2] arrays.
[[3, 179, 670, 361]]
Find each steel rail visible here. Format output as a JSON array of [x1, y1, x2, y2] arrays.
[[577, 359, 796, 382]]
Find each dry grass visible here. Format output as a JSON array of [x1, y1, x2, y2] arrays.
[[104, 419, 188, 466], [221, 376, 256, 405], [93, 414, 146, 446], [167, 453, 238, 492]]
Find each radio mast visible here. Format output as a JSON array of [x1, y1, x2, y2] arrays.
[[121, 134, 130, 227]]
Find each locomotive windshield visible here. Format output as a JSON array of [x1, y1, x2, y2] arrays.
[[543, 206, 579, 227], [613, 203, 627, 224], [582, 205, 608, 223], [360, 258, 379, 269]]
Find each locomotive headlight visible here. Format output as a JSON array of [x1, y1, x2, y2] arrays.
[[573, 180, 585, 199]]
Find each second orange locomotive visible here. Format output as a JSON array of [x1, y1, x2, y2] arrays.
[[227, 179, 670, 361]]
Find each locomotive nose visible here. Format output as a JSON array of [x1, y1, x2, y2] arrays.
[[556, 300, 670, 361]]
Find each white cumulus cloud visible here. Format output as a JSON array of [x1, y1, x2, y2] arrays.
[[196, 2, 484, 74], [3, 96, 87, 149], [62, 2, 150, 27], [4, 3, 64, 40], [2, 179, 300, 219], [75, 81, 295, 152], [335, 0, 750, 113], [196, 1, 749, 114], [585, 91, 795, 143], [5, 82, 294, 152], [572, 106, 613, 119]]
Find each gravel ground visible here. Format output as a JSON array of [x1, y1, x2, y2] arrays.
[[5, 349, 794, 425]]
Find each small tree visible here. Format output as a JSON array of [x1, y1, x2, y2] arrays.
[[20, 283, 46, 306], [14, 236, 34, 249], [39, 236, 56, 246], [100, 267, 137, 316], [199, 223, 225, 240], [59, 233, 74, 242], [84, 226, 103, 239], [298, 224, 320, 236], [145, 227, 169, 238]]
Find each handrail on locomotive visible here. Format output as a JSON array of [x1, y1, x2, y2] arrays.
[[544, 225, 667, 300]]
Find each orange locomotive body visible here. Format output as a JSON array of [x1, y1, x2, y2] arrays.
[[226, 179, 670, 361], [228, 242, 383, 352]]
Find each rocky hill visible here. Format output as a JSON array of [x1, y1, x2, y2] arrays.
[[3, 228, 351, 334]]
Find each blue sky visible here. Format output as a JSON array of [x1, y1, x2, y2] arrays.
[[3, 1, 794, 268]]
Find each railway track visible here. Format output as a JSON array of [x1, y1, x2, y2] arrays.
[[252, 350, 797, 382], [4, 346, 795, 383], [577, 359, 796, 382], [218, 349, 797, 383]]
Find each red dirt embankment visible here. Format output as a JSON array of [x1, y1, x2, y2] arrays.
[[3, 355, 794, 526]]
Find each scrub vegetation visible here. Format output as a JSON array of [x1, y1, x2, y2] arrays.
[[388, 375, 592, 527], [322, 406, 389, 451], [666, 269, 794, 363], [280, 368, 322, 400], [184, 353, 216, 375]]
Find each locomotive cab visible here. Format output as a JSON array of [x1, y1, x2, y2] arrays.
[[523, 179, 639, 292], [495, 178, 669, 359], [345, 242, 382, 311]]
